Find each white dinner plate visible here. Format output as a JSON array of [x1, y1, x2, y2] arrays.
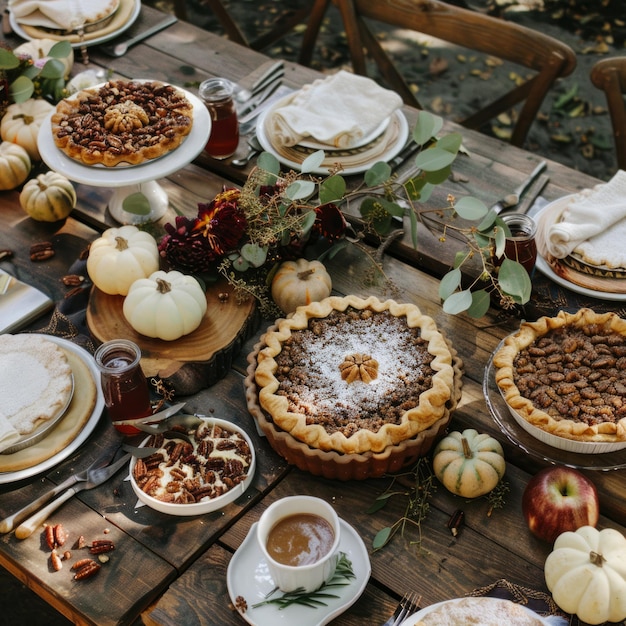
[[533, 197, 626, 301], [400, 597, 564, 625], [9, 0, 140, 48], [227, 518, 370, 626], [37, 83, 210, 186], [256, 107, 409, 176], [0, 335, 105, 484]]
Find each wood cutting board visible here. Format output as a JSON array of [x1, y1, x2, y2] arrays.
[[86, 279, 259, 396]]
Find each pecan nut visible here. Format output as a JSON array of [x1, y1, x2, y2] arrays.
[[30, 242, 55, 262], [61, 274, 85, 287], [72, 559, 101, 580]]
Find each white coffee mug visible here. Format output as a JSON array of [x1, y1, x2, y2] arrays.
[[257, 495, 341, 593]]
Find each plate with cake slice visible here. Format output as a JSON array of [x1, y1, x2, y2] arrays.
[[0, 334, 104, 483]]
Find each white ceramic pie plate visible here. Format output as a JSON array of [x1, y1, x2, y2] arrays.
[[129, 417, 256, 516], [227, 518, 370, 626], [400, 597, 564, 626]]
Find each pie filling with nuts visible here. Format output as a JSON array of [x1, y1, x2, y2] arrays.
[[254, 295, 455, 455], [494, 308, 626, 442], [51, 79, 193, 167], [132, 421, 252, 504]]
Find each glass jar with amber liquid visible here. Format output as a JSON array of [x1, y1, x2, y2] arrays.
[[94, 339, 152, 435], [200, 78, 239, 159]]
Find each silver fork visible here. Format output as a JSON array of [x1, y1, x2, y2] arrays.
[[382, 591, 422, 626]]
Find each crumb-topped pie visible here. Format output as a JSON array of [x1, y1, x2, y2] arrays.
[[494, 308, 626, 443], [51, 79, 193, 167], [254, 295, 455, 456]]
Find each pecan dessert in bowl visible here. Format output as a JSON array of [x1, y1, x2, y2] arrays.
[[129, 417, 255, 516], [493, 308, 626, 453], [246, 295, 462, 480], [51, 79, 193, 167]]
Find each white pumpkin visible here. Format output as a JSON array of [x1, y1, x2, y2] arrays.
[[13, 38, 74, 79], [0, 142, 31, 190], [123, 270, 208, 341], [1, 98, 54, 161], [271, 258, 332, 314], [20, 171, 76, 221], [87, 225, 160, 296], [545, 526, 626, 625], [433, 429, 506, 498]]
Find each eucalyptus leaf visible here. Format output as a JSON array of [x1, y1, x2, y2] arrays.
[[286, 180, 315, 200], [442, 289, 473, 314], [301, 150, 325, 173], [9, 75, 34, 102], [413, 110, 443, 145], [436, 132, 463, 155], [454, 196, 489, 221], [122, 192, 151, 216], [476, 209, 498, 233], [257, 151, 280, 175], [0, 48, 20, 70], [403, 174, 427, 200], [319, 175, 346, 203], [414, 147, 456, 172], [453, 250, 467, 269], [364, 161, 392, 186], [439, 268, 462, 300], [423, 165, 452, 185], [299, 209, 317, 235], [467, 289, 491, 318], [373, 526, 393, 550], [232, 256, 250, 271], [49, 40, 72, 59], [39, 58, 65, 79], [498, 259, 532, 303], [240, 243, 268, 268], [494, 226, 506, 258]]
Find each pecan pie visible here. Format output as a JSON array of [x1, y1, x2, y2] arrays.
[[51, 79, 193, 167], [254, 295, 455, 455], [494, 308, 626, 442]]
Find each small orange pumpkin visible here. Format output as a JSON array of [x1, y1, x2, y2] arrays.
[[271, 259, 332, 314]]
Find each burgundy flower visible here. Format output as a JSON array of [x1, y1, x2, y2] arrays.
[[159, 215, 215, 273], [314, 203, 347, 241], [194, 188, 248, 257]]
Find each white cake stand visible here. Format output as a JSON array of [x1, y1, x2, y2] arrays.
[[38, 87, 210, 225]]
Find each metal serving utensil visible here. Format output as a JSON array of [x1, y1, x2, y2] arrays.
[[490, 160, 547, 214]]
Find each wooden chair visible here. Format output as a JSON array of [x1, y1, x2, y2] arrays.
[[590, 57, 626, 171], [171, 0, 317, 52], [301, 0, 577, 147]]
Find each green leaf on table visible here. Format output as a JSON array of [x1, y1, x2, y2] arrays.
[[498, 259, 532, 303], [9, 75, 34, 102], [286, 179, 315, 200], [439, 268, 461, 300], [232, 256, 250, 271], [442, 289, 472, 314], [553, 82, 578, 110], [454, 196, 489, 221], [240, 243, 268, 268], [467, 289, 491, 318], [301, 150, 325, 173], [436, 132, 463, 155], [257, 151, 280, 176], [365, 161, 392, 186], [415, 146, 456, 172], [493, 225, 506, 258], [476, 209, 498, 233], [373, 526, 393, 550], [319, 174, 346, 204], [413, 110, 443, 145], [424, 164, 452, 185], [122, 192, 151, 216]]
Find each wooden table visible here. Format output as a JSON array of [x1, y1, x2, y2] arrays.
[[1, 6, 625, 626]]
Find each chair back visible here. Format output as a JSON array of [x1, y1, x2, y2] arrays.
[[591, 57, 626, 171], [320, 0, 576, 147]]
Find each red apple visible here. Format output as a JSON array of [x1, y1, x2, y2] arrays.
[[522, 466, 599, 543]]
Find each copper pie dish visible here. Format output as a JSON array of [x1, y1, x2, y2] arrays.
[[244, 296, 463, 480]]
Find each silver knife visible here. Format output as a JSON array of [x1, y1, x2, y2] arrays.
[[111, 401, 186, 429], [14, 453, 131, 539], [100, 14, 177, 57], [490, 160, 547, 214]]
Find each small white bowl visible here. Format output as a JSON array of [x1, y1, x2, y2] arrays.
[[499, 390, 626, 455], [129, 417, 256, 516]]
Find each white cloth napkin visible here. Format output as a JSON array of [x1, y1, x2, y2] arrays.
[[538, 170, 626, 259], [9, 0, 118, 31], [265, 70, 403, 149], [0, 411, 21, 454]]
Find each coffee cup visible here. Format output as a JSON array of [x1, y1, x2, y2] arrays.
[[257, 495, 341, 593]]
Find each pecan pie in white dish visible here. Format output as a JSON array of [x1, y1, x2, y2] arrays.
[[247, 295, 461, 479], [51, 79, 193, 167], [494, 308, 626, 451]]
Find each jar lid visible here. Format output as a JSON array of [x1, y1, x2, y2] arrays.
[[199, 77, 234, 102]]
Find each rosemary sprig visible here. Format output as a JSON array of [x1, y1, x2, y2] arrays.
[[252, 552, 355, 611]]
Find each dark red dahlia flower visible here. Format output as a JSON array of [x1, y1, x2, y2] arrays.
[[159, 215, 215, 273], [314, 203, 347, 241]]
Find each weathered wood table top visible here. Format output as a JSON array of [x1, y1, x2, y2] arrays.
[[1, 6, 624, 626]]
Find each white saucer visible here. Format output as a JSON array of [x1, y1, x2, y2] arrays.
[[227, 518, 370, 626]]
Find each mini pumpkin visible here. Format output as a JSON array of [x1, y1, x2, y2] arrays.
[[545, 526, 626, 625], [0, 142, 31, 191], [123, 270, 208, 341], [87, 225, 160, 296], [433, 429, 506, 498], [20, 171, 76, 222], [271, 258, 332, 314], [1, 98, 55, 161]]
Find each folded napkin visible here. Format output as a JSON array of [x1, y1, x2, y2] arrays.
[[538, 170, 626, 259], [265, 70, 403, 149], [9, 0, 119, 31], [0, 411, 21, 454]]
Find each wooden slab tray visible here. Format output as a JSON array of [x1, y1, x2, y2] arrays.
[[86, 280, 259, 396]]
